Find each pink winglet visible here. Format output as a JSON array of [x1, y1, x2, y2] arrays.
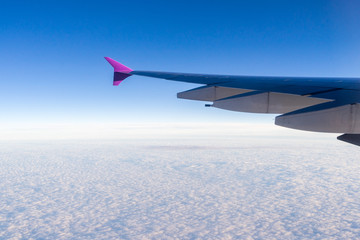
[[104, 57, 133, 73], [105, 57, 133, 86], [113, 80, 123, 86]]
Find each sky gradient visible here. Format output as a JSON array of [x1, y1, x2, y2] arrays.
[[1, 0, 360, 128]]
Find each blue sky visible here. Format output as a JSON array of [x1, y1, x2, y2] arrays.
[[1, 0, 360, 126]]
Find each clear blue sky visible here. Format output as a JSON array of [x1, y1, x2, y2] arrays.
[[1, 0, 360, 125]]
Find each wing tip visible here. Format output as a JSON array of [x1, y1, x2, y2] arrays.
[[104, 57, 133, 73], [105, 57, 132, 86]]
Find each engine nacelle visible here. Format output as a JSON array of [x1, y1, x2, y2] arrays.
[[275, 103, 360, 133], [212, 91, 330, 114]]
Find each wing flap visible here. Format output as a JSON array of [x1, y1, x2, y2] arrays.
[[177, 86, 252, 102], [337, 134, 360, 146], [213, 91, 331, 114]]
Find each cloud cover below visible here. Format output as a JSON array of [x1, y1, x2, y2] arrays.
[[0, 137, 359, 239]]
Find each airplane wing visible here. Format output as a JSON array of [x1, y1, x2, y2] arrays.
[[105, 57, 360, 146]]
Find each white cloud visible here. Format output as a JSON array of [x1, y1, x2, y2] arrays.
[[0, 138, 358, 239], [0, 122, 337, 141]]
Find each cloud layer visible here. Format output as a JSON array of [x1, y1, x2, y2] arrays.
[[0, 138, 359, 239]]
